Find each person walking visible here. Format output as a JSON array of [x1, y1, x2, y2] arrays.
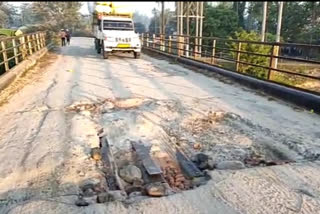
[[66, 29, 71, 45], [60, 29, 66, 46]]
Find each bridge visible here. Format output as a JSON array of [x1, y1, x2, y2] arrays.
[[0, 33, 320, 213]]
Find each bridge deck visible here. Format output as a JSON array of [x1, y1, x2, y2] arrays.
[[0, 37, 320, 213]]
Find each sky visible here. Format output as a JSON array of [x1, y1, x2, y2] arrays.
[[8, 1, 176, 17]]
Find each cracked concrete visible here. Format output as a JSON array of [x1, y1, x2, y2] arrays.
[[0, 37, 320, 214]]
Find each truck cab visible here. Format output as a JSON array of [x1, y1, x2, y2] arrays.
[[94, 15, 141, 59]]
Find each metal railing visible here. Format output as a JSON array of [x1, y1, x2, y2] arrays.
[[141, 33, 320, 95], [0, 31, 46, 76]]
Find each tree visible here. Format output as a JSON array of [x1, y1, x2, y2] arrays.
[[30, 2, 82, 32], [148, 8, 159, 34], [134, 22, 146, 33], [133, 11, 150, 33], [203, 3, 239, 38], [0, 2, 13, 28], [245, 2, 320, 43], [20, 3, 34, 26], [232, 2, 246, 29]]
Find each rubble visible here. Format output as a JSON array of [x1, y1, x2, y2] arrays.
[[75, 195, 89, 206], [192, 153, 210, 170], [215, 160, 245, 170], [163, 166, 191, 190], [119, 165, 142, 184], [146, 182, 166, 197], [97, 191, 126, 203], [91, 147, 102, 161]]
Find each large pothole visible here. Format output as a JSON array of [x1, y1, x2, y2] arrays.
[[66, 97, 317, 206]]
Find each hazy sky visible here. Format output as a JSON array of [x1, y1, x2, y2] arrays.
[[8, 1, 176, 17]]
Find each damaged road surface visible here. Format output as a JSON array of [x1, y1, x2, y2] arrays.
[[1, 37, 320, 214]]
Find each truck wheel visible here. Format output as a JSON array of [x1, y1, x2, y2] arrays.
[[103, 49, 108, 59], [134, 52, 140, 59]]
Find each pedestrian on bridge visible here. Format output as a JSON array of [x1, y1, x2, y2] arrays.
[[60, 29, 66, 46], [66, 29, 71, 45]]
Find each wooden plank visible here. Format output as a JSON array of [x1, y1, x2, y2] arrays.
[[131, 141, 162, 175]]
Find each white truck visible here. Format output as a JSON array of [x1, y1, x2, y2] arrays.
[[92, 2, 141, 59]]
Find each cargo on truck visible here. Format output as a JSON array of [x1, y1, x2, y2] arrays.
[[91, 2, 141, 59]]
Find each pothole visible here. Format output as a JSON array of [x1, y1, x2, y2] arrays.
[[91, 136, 209, 201], [65, 97, 150, 116], [161, 110, 301, 172], [66, 97, 315, 206]]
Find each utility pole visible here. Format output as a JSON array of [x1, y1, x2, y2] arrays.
[[276, 2, 283, 43], [274, 1, 284, 68], [161, 1, 165, 35], [261, 2, 267, 42], [186, 2, 190, 57], [199, 2, 203, 55]]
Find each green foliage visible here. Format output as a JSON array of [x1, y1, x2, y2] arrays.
[[0, 28, 16, 36], [229, 30, 272, 79], [134, 22, 146, 34], [245, 2, 320, 43], [203, 3, 239, 38], [148, 8, 160, 34], [133, 11, 150, 33], [29, 2, 82, 32], [232, 2, 246, 29]]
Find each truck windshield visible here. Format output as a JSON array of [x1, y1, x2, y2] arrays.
[[103, 20, 133, 31]]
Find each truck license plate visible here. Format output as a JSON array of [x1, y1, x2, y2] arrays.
[[117, 43, 130, 48]]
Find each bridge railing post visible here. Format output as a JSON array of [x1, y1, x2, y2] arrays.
[[20, 36, 26, 60], [185, 36, 189, 58], [141, 33, 144, 47], [268, 44, 276, 80], [235, 42, 242, 72], [43, 32, 47, 47], [146, 34, 149, 47], [36, 33, 41, 51], [162, 35, 165, 52], [168, 36, 172, 54], [211, 39, 216, 64], [1, 41, 9, 72], [178, 36, 184, 57], [159, 34, 162, 51], [32, 34, 35, 52], [176, 36, 181, 56], [40, 33, 44, 48], [27, 35, 33, 55], [31, 34, 36, 52], [12, 38, 19, 65], [152, 34, 155, 49]]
